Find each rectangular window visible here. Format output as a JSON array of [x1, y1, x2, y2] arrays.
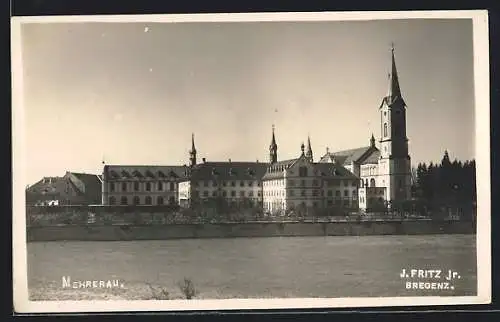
[[203, 181, 208, 187], [231, 191, 236, 197], [109, 183, 115, 192], [240, 191, 245, 197], [240, 181, 244, 187], [157, 182, 163, 191], [121, 182, 127, 192], [248, 181, 253, 187], [249, 191, 254, 197], [212, 181, 217, 187], [344, 190, 349, 197], [134, 182, 140, 191], [203, 191, 209, 197]]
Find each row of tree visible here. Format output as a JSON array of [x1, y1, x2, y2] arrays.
[[413, 150, 476, 209]]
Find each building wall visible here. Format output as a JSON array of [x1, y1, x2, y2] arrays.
[[262, 159, 359, 214], [180, 179, 263, 207], [103, 179, 179, 206], [358, 187, 386, 210], [360, 163, 380, 188]]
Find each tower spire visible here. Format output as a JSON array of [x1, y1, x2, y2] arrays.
[[269, 124, 278, 164], [370, 133, 376, 147], [189, 133, 197, 167], [306, 135, 313, 162], [385, 44, 404, 106]]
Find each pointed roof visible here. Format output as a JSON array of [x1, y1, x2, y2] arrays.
[[270, 124, 277, 149], [190, 133, 196, 153], [382, 44, 406, 107]]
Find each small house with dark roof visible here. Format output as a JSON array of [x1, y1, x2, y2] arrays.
[[26, 172, 102, 206]]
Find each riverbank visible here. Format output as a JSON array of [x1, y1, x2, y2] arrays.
[[27, 220, 475, 242]]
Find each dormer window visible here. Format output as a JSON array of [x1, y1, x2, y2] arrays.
[[132, 170, 143, 178], [121, 170, 130, 178], [145, 170, 155, 178], [157, 171, 166, 178], [211, 168, 219, 176]]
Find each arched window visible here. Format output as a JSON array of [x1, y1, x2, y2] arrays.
[[157, 196, 164, 205], [370, 178, 376, 187], [157, 182, 163, 191], [365, 179, 369, 187], [145, 196, 152, 205], [109, 196, 116, 205], [133, 196, 140, 205], [120, 196, 128, 205], [383, 123, 388, 137]]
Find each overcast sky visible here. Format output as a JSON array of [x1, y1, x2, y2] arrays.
[[20, 18, 475, 186]]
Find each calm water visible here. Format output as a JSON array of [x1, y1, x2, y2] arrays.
[[27, 235, 477, 300]]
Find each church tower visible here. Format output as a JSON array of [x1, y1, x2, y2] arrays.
[[377, 45, 412, 204], [306, 135, 314, 162], [269, 125, 278, 164], [189, 133, 197, 167]]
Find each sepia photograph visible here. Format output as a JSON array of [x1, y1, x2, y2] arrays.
[[11, 10, 490, 313]]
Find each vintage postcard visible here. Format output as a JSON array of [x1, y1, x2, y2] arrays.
[[11, 10, 491, 313]]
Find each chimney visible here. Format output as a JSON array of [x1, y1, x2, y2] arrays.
[[229, 158, 231, 163], [202, 158, 206, 163]]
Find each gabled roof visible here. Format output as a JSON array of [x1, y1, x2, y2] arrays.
[[26, 176, 66, 196], [321, 146, 377, 166], [360, 149, 381, 164], [69, 172, 102, 198], [262, 158, 299, 180], [262, 154, 358, 180], [187, 161, 268, 181], [313, 163, 358, 179], [104, 165, 188, 180]]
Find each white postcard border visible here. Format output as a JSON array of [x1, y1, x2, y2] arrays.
[[11, 10, 491, 313]]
